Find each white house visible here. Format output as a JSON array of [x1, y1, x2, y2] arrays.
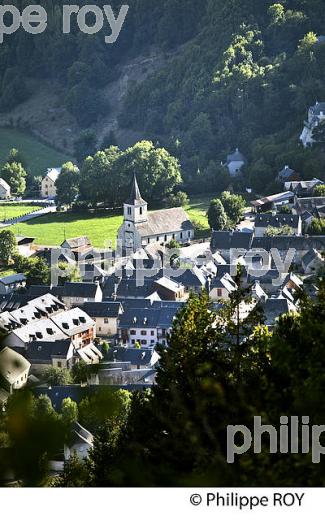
[[0, 274, 26, 296], [117, 174, 194, 255], [0, 347, 30, 394], [226, 148, 246, 176], [0, 178, 10, 199], [254, 214, 302, 238], [82, 301, 123, 337], [41, 167, 61, 199], [300, 101, 325, 147]]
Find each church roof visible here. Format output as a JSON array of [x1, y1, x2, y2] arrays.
[[227, 148, 246, 164], [136, 207, 193, 237], [310, 102, 325, 116], [125, 174, 147, 205]]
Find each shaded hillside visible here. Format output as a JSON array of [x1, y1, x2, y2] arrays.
[[2, 1, 325, 193]]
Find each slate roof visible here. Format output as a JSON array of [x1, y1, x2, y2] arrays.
[[252, 235, 325, 251], [0, 347, 30, 384], [302, 249, 323, 268], [310, 102, 325, 116], [295, 197, 325, 214], [45, 167, 61, 183], [107, 347, 153, 366], [50, 308, 95, 337], [278, 166, 296, 180], [125, 174, 147, 205], [255, 214, 300, 229], [25, 339, 72, 362], [61, 282, 100, 298], [227, 148, 246, 163], [252, 192, 295, 209], [0, 178, 10, 191], [211, 231, 253, 251], [136, 207, 193, 237], [119, 306, 178, 330], [61, 236, 92, 249], [0, 274, 26, 286], [82, 301, 123, 318], [261, 297, 296, 325]]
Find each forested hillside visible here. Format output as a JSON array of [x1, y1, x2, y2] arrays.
[[2, 0, 325, 194]]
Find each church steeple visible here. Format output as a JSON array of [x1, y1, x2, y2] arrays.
[[123, 174, 148, 224], [125, 174, 147, 205]]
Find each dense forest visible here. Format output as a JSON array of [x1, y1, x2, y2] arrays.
[[2, 0, 325, 194]]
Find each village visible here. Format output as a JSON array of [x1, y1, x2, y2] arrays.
[[0, 100, 324, 471]]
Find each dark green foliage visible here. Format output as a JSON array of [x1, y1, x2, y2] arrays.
[[55, 162, 80, 207], [208, 198, 228, 230], [0, 229, 17, 265]]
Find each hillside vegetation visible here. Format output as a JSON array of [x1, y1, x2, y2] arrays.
[[2, 1, 325, 194]]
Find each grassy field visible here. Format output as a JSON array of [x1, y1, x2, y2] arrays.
[[185, 196, 210, 231], [11, 210, 124, 248], [0, 128, 71, 177], [0, 204, 42, 222], [9, 196, 212, 248]]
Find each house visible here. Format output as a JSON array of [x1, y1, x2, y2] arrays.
[[41, 167, 61, 199], [294, 196, 325, 217], [106, 347, 155, 370], [59, 282, 103, 309], [64, 422, 94, 461], [25, 339, 74, 373], [277, 166, 300, 183], [82, 301, 123, 337], [284, 179, 324, 197], [0, 178, 10, 200], [260, 297, 297, 328], [254, 214, 302, 237], [4, 318, 68, 350], [300, 101, 325, 147], [226, 148, 246, 176], [252, 235, 325, 267], [0, 274, 26, 296], [50, 307, 96, 350], [208, 273, 237, 301], [302, 249, 324, 275], [251, 192, 295, 213], [153, 277, 185, 301], [0, 347, 30, 396], [117, 174, 194, 254], [61, 236, 93, 258], [118, 304, 181, 347], [210, 231, 253, 262], [16, 236, 35, 258]]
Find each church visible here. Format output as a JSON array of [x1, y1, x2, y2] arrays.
[[117, 175, 194, 254]]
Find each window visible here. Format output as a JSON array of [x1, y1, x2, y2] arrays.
[[140, 207, 143, 215], [104, 318, 109, 324], [172, 234, 175, 239], [157, 236, 160, 242], [151, 331, 155, 336], [130, 330, 136, 335], [147, 238, 150, 244], [141, 340, 147, 345], [141, 330, 147, 336], [57, 361, 62, 368], [164, 235, 167, 242], [217, 289, 222, 297], [188, 231, 191, 238], [98, 327, 102, 332], [180, 232, 183, 239], [131, 340, 135, 345]]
